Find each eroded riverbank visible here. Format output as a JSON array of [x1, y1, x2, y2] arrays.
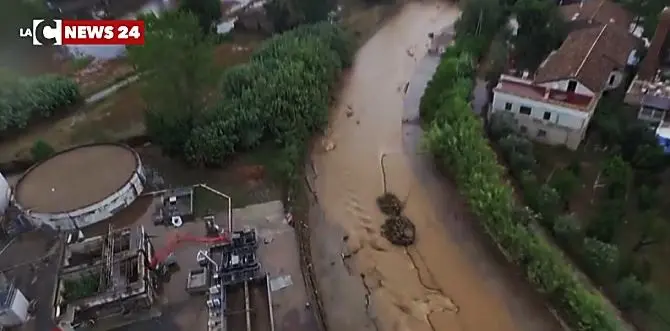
[[308, 2, 565, 331]]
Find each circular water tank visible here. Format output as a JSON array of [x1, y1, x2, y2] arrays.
[[0, 172, 10, 215]]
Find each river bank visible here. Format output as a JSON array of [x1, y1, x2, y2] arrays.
[[307, 2, 565, 331]]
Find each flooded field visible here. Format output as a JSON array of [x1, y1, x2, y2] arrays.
[[309, 2, 563, 331]]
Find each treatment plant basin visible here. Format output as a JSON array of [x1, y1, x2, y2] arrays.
[[13, 143, 145, 230]]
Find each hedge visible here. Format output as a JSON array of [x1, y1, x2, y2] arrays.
[[421, 39, 622, 330], [0, 75, 80, 134], [185, 23, 354, 168]]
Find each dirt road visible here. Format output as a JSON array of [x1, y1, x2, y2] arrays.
[[308, 2, 564, 331]]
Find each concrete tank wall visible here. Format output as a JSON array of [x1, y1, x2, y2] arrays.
[[21, 162, 146, 231]]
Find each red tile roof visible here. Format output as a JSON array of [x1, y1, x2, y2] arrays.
[[495, 76, 595, 112], [534, 24, 637, 92], [560, 0, 632, 29]]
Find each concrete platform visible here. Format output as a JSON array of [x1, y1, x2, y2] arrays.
[[106, 199, 317, 331]]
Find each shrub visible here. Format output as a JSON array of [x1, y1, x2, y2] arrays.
[[0, 75, 79, 135], [549, 169, 578, 205], [581, 237, 620, 282], [30, 140, 55, 162], [614, 275, 653, 312], [552, 214, 582, 244], [488, 111, 517, 141], [421, 37, 620, 330]]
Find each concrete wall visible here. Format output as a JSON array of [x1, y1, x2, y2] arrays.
[[491, 90, 593, 150], [22, 163, 145, 231], [538, 79, 595, 96]]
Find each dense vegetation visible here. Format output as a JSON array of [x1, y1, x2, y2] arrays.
[[488, 111, 657, 314], [419, 0, 632, 328], [129, 11, 354, 185], [0, 75, 80, 136], [422, 41, 620, 330]]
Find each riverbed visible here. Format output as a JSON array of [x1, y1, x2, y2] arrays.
[[308, 2, 564, 331]]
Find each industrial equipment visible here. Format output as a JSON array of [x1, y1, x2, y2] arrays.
[[149, 232, 230, 269]]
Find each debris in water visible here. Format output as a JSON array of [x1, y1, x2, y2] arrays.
[[406, 47, 415, 57], [345, 107, 354, 118], [323, 139, 336, 151], [381, 215, 416, 246], [376, 193, 404, 216]]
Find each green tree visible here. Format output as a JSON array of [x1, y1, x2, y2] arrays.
[[455, 0, 506, 40], [582, 237, 620, 281], [588, 198, 625, 243], [602, 155, 631, 199], [127, 11, 216, 156], [185, 23, 354, 165], [636, 185, 659, 211], [179, 0, 222, 34], [632, 211, 667, 252], [549, 169, 578, 206], [488, 111, 517, 141], [264, 0, 336, 33], [553, 214, 583, 244], [614, 275, 653, 311], [512, 0, 567, 71]]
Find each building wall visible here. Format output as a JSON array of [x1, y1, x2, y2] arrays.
[[22, 163, 146, 231], [491, 90, 592, 150], [638, 106, 667, 123], [538, 79, 595, 96]]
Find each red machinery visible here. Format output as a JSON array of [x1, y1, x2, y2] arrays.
[[149, 231, 230, 268]]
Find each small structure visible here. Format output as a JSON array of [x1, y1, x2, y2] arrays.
[[54, 226, 157, 329], [0, 273, 29, 327], [155, 187, 194, 227], [13, 143, 146, 231]]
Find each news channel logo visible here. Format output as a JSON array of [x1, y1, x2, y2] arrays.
[[18, 19, 63, 46]]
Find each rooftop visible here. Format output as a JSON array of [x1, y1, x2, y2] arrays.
[[495, 75, 595, 112], [625, 69, 670, 107], [637, 7, 670, 81], [559, 0, 632, 29], [535, 23, 638, 92]]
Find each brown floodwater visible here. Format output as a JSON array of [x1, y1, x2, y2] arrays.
[[310, 2, 563, 331]]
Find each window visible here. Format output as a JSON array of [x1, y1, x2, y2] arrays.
[[543, 111, 551, 120], [608, 75, 616, 86], [652, 109, 665, 120], [537, 129, 547, 138], [519, 106, 532, 115], [567, 80, 577, 92], [504, 102, 512, 111], [519, 125, 528, 134]]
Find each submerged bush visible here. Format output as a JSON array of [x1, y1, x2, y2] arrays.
[[0, 75, 80, 135], [376, 192, 404, 216]]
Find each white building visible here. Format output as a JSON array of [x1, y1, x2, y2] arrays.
[[492, 22, 637, 150]]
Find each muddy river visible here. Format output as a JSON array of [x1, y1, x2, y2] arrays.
[[309, 2, 564, 331]]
